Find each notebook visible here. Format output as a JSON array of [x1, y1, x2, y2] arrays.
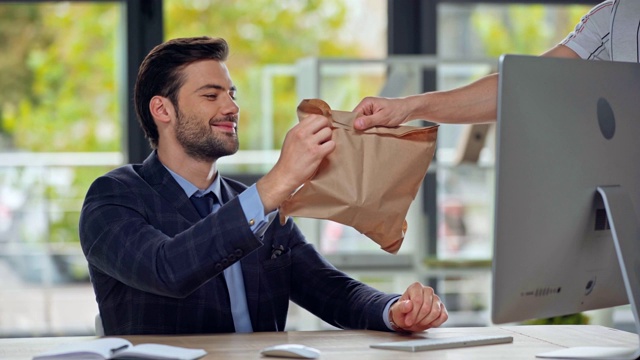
[[32, 337, 207, 360]]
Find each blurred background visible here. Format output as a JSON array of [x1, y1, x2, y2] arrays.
[[0, 0, 631, 337]]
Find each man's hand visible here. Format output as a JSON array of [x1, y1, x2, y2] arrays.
[[257, 114, 335, 212], [389, 282, 448, 333]]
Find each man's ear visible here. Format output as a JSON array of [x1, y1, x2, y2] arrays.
[[149, 96, 174, 124]]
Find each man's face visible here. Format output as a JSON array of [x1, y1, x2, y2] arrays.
[[173, 60, 239, 162]]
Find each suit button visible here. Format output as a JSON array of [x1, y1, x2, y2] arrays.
[[234, 249, 243, 257], [228, 254, 237, 262], [215, 264, 223, 272], [221, 258, 229, 267]]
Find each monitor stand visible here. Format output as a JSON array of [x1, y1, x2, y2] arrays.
[[537, 186, 640, 359]]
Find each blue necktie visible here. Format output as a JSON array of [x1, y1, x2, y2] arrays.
[[190, 193, 215, 218], [190, 193, 253, 333]]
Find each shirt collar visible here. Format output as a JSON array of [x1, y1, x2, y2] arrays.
[[164, 165, 222, 200]]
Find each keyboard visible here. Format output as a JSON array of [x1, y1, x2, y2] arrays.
[[370, 334, 514, 352]]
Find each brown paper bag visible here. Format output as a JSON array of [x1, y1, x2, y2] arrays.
[[279, 99, 438, 254]]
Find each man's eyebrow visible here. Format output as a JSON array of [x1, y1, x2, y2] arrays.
[[195, 84, 237, 92]]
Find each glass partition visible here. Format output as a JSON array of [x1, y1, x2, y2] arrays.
[[1, 0, 611, 336], [0, 1, 125, 336], [434, 2, 593, 327], [1, 0, 390, 335]]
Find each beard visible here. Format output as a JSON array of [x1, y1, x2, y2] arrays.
[[174, 108, 239, 162]]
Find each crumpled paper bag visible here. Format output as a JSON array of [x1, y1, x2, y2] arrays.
[[279, 99, 438, 254]]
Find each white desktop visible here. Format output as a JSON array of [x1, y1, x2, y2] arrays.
[[491, 55, 640, 359]]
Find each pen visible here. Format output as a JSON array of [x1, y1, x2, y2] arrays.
[[110, 344, 129, 354]]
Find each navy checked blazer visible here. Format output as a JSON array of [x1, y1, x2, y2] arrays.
[[79, 151, 398, 335]]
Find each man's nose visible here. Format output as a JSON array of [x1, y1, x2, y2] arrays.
[[221, 94, 239, 115]]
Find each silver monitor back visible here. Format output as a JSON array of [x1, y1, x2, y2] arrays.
[[491, 55, 640, 324]]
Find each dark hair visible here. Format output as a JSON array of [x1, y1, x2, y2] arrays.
[[134, 36, 229, 149]]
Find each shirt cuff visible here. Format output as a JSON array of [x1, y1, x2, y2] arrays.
[[383, 296, 402, 331], [238, 184, 277, 237]]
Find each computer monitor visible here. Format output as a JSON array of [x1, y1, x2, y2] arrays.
[[491, 55, 640, 359]]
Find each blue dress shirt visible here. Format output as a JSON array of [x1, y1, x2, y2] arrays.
[[165, 166, 398, 332], [165, 167, 276, 333]]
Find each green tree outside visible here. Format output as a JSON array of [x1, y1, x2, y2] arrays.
[[164, 0, 362, 150], [471, 4, 591, 56], [0, 1, 594, 281], [0, 1, 365, 280]]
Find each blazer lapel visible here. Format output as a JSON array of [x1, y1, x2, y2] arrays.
[[140, 157, 265, 330], [139, 151, 201, 224]]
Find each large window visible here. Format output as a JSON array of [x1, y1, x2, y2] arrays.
[[163, 1, 394, 257], [0, 1, 125, 336], [0, 0, 389, 335], [435, 3, 591, 259], [433, 2, 597, 327], [3, 0, 621, 336], [163, 0, 391, 331]]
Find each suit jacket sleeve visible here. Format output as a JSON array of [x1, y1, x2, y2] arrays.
[[271, 217, 399, 331], [79, 167, 263, 298]]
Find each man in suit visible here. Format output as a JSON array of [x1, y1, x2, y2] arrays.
[[79, 36, 448, 335]]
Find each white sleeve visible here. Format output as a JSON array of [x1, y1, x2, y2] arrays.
[[561, 0, 614, 60]]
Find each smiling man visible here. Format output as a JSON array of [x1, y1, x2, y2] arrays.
[[79, 36, 448, 336]]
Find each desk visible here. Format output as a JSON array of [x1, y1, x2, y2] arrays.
[[1, 325, 637, 359]]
